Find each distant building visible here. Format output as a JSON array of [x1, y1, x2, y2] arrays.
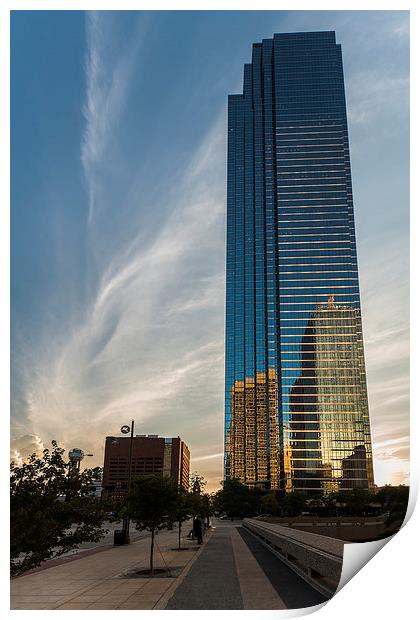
[[102, 435, 190, 498], [91, 478, 103, 498]]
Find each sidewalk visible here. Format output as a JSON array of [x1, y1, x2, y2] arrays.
[[11, 520, 207, 610], [165, 522, 325, 610], [11, 521, 327, 610]]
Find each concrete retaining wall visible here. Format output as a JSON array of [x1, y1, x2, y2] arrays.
[[258, 516, 389, 542], [242, 518, 344, 597]]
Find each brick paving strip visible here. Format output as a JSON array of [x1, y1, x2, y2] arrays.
[[10, 520, 210, 610]]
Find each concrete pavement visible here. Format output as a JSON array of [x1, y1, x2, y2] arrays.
[[238, 526, 327, 608], [165, 521, 326, 610], [58, 521, 147, 558], [11, 520, 204, 610], [11, 520, 329, 610], [165, 521, 243, 609]]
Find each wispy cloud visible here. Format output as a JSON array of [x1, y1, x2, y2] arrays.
[[21, 122, 226, 459], [347, 74, 409, 127], [82, 11, 148, 224], [16, 13, 227, 476], [358, 233, 409, 486], [192, 452, 224, 463]]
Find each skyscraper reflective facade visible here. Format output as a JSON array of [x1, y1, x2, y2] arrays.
[[225, 31, 374, 493], [226, 369, 280, 487]]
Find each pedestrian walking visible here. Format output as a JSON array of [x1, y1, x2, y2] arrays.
[[192, 516, 203, 545]]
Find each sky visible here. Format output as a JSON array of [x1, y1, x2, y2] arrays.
[[10, 10, 409, 492]]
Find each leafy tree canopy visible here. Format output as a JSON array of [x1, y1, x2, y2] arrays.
[[128, 475, 179, 574], [190, 472, 206, 495], [280, 491, 308, 517], [128, 475, 179, 533], [199, 493, 214, 519], [213, 478, 262, 518], [11, 441, 108, 577], [260, 492, 279, 515], [376, 484, 409, 507]]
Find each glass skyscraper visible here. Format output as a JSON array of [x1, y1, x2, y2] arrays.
[[225, 31, 374, 494]]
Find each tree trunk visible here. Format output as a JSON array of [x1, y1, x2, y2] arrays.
[[178, 521, 181, 550], [150, 527, 155, 576]]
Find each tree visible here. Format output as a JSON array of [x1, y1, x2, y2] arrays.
[[260, 492, 279, 516], [326, 489, 376, 516], [376, 484, 409, 508], [128, 475, 178, 574], [10, 441, 108, 577], [200, 493, 214, 526], [375, 485, 410, 528], [188, 471, 209, 521], [172, 491, 191, 550], [213, 478, 261, 519], [345, 489, 375, 515], [280, 491, 307, 517], [190, 472, 206, 495]]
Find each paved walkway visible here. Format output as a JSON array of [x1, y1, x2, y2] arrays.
[[237, 527, 326, 609], [11, 520, 328, 610], [166, 522, 243, 609], [11, 521, 204, 610], [165, 522, 326, 610]]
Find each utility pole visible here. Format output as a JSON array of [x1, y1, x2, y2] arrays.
[[121, 420, 135, 544]]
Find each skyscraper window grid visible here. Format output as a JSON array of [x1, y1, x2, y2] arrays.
[[225, 31, 374, 493]]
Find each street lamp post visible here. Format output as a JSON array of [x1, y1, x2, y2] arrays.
[[121, 420, 135, 544]]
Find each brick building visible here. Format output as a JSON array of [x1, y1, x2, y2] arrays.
[[102, 434, 190, 498]]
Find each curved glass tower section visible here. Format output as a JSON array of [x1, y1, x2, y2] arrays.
[[225, 31, 374, 493]]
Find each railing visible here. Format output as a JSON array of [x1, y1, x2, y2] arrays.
[[242, 518, 344, 598]]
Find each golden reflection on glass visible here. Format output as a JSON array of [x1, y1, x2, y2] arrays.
[[289, 296, 374, 492], [226, 369, 280, 489]]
